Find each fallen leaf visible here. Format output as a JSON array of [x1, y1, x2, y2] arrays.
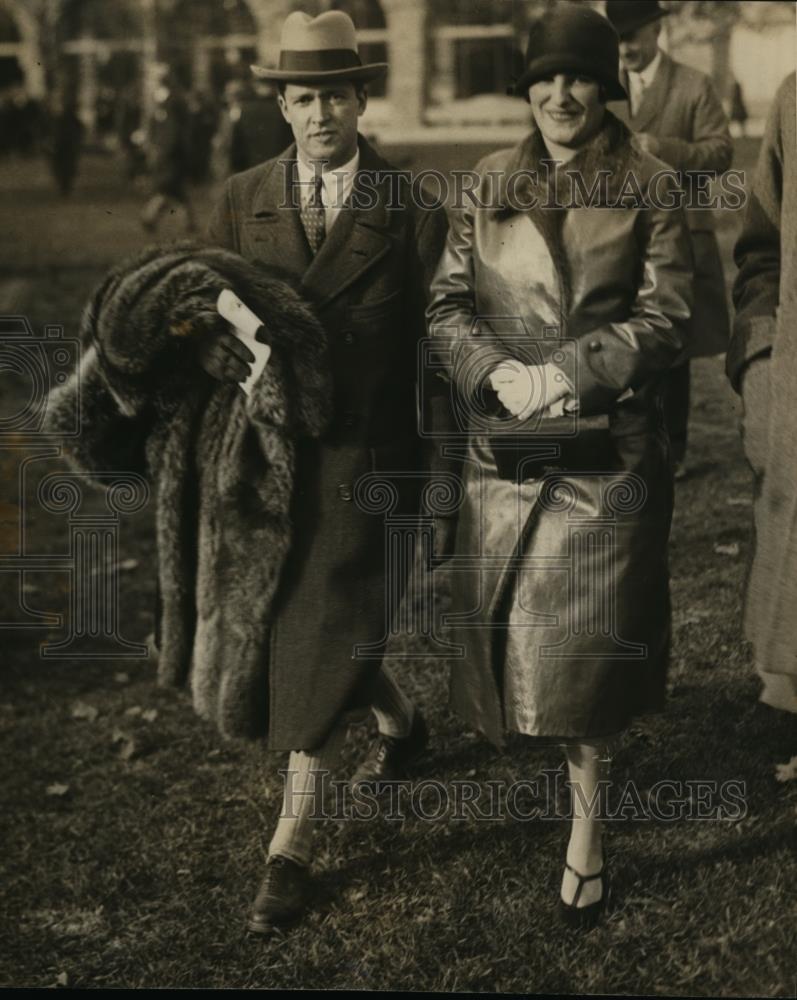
[[114, 672, 130, 684], [124, 706, 142, 717], [714, 542, 740, 557], [726, 496, 752, 507], [142, 709, 158, 723], [55, 972, 69, 987], [70, 701, 98, 722], [46, 783, 69, 797], [111, 728, 139, 760], [774, 756, 797, 783], [117, 559, 139, 572]]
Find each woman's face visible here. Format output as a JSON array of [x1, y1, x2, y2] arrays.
[[528, 74, 604, 151]]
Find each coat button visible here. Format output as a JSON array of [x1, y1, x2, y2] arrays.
[[337, 483, 353, 501], [343, 332, 355, 346], [588, 340, 602, 352]]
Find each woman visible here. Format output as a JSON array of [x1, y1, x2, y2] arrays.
[[427, 3, 693, 927]]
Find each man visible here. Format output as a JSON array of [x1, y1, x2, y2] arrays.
[[218, 78, 293, 176], [605, 0, 732, 479], [204, 10, 447, 934], [727, 73, 797, 716], [141, 66, 196, 234]]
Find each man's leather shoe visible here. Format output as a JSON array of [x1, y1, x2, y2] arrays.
[[349, 711, 428, 791], [247, 855, 310, 936]]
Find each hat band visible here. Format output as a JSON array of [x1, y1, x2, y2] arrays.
[[278, 49, 363, 73]]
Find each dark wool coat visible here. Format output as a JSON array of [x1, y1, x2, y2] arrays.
[[47, 243, 337, 745], [610, 51, 733, 358], [427, 114, 693, 745], [728, 73, 797, 698], [206, 136, 449, 749]]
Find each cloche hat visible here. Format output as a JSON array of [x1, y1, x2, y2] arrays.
[[510, 2, 627, 102]]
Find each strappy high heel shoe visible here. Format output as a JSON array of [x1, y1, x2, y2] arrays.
[[557, 858, 608, 930]]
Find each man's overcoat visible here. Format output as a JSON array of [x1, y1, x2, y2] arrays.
[[207, 136, 448, 749], [728, 74, 797, 706], [610, 51, 732, 357]]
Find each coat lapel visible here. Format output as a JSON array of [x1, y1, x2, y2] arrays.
[[631, 51, 672, 133], [247, 146, 313, 275], [301, 138, 394, 308]]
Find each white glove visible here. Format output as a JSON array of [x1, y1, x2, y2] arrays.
[[488, 360, 572, 420]]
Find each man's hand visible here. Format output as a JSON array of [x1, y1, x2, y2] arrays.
[[488, 360, 571, 420], [635, 132, 661, 157], [197, 328, 255, 384]]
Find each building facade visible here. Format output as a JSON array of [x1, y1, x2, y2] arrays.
[[1, 0, 794, 141]]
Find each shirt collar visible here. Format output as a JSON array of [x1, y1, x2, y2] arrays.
[[629, 49, 662, 89], [296, 149, 360, 206]]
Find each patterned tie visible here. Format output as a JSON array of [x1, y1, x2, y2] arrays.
[[300, 174, 326, 254]]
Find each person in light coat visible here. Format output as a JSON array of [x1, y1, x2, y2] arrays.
[[427, 3, 693, 928], [728, 73, 797, 716]]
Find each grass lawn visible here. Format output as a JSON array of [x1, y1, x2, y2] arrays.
[[0, 139, 795, 993]]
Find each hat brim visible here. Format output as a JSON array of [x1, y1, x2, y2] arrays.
[[512, 56, 627, 102], [612, 9, 668, 38], [251, 63, 387, 84]]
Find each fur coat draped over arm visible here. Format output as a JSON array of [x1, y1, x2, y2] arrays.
[[47, 242, 332, 740]]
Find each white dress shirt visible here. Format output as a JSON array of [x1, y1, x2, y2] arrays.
[[296, 150, 360, 234], [627, 49, 662, 116]]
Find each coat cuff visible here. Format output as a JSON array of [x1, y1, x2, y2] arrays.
[[550, 336, 625, 417], [726, 315, 776, 392]]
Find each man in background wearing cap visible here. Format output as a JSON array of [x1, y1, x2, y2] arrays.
[[204, 10, 447, 935], [606, 0, 732, 480]]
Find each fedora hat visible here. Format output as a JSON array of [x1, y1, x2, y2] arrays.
[[251, 10, 387, 84], [605, 1, 668, 38], [510, 2, 626, 102]]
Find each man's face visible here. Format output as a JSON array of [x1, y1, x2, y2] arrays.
[[278, 82, 365, 169], [618, 22, 661, 73], [528, 74, 604, 152]]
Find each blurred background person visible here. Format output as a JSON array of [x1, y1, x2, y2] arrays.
[[3, 83, 43, 158], [727, 72, 797, 716], [141, 66, 196, 234], [185, 88, 218, 184], [212, 77, 291, 179], [606, 0, 732, 480], [115, 82, 146, 183], [46, 90, 83, 197], [728, 76, 749, 139]]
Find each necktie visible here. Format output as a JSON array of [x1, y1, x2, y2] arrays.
[[300, 174, 326, 254]]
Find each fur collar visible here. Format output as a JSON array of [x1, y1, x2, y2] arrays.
[[490, 112, 642, 316]]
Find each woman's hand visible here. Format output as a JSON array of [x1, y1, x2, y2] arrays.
[[488, 360, 572, 420]]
